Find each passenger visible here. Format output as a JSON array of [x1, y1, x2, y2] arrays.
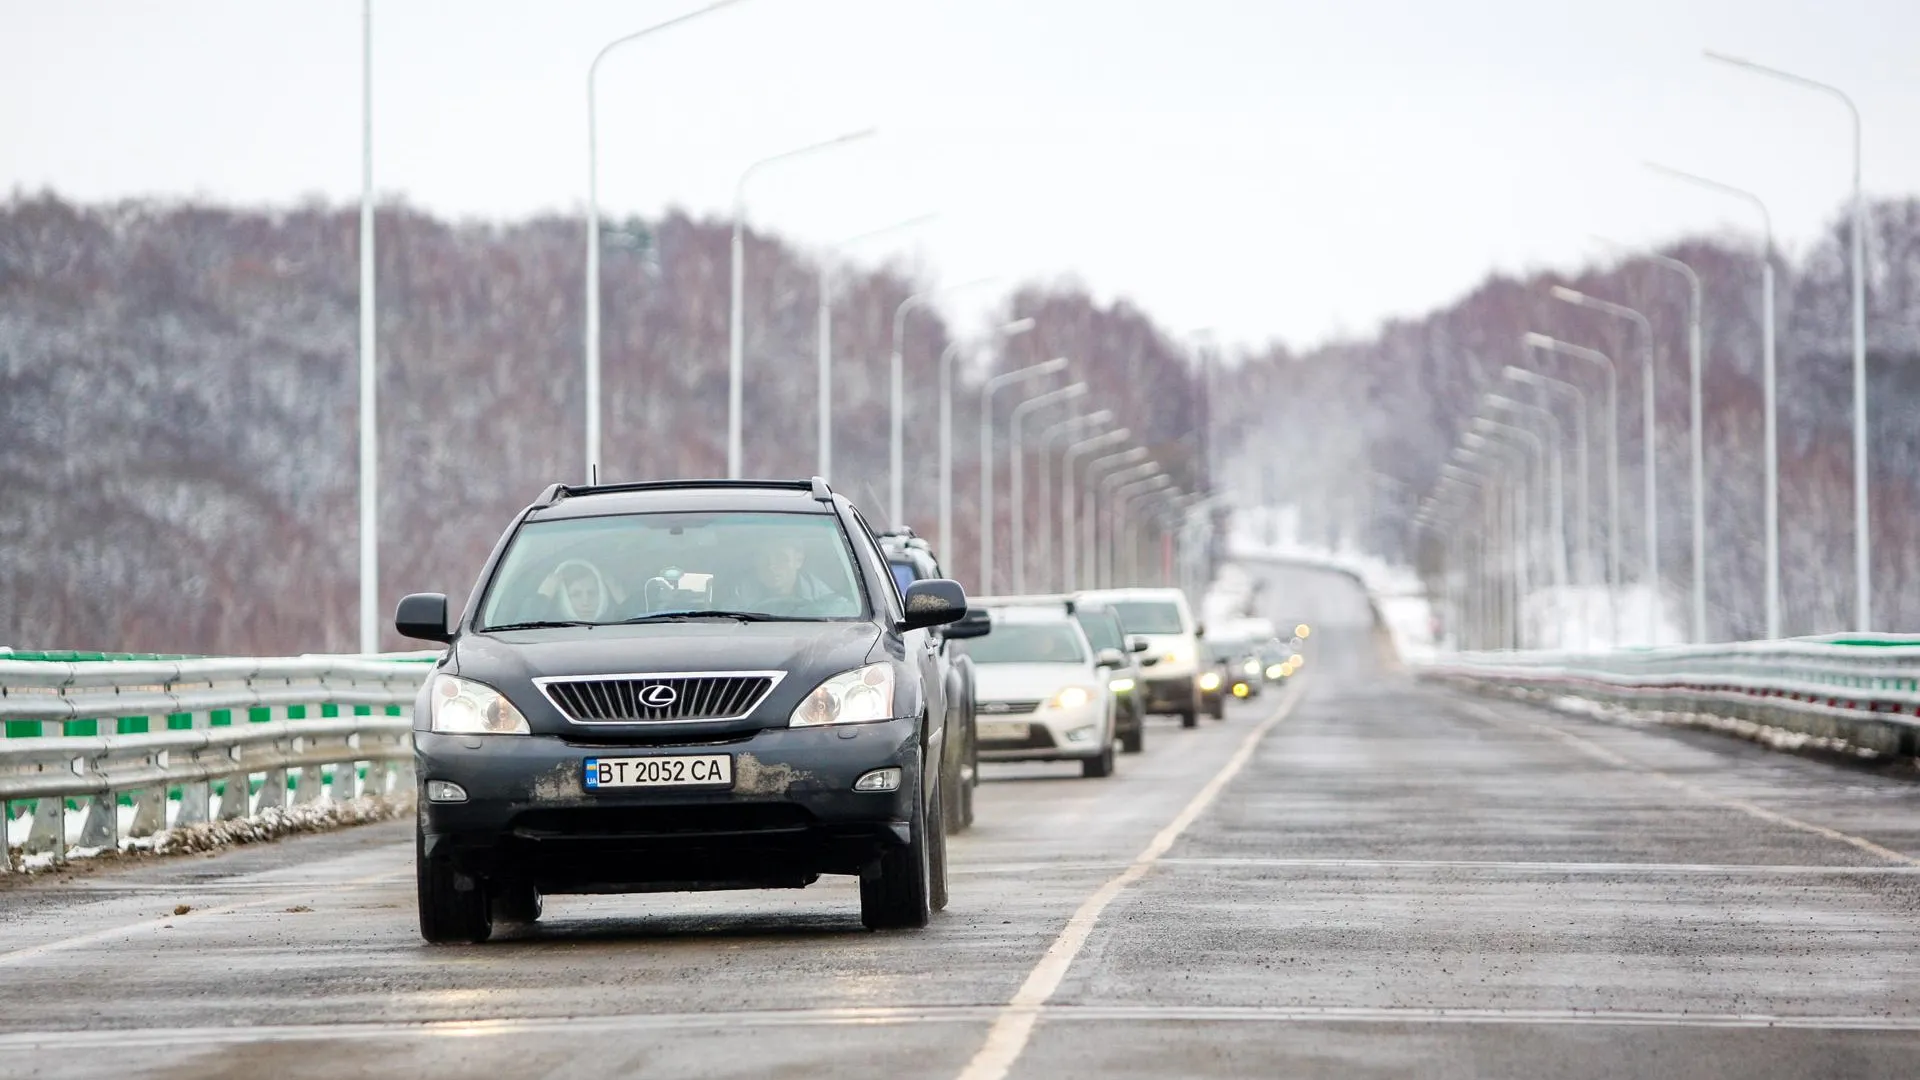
[[731, 532, 840, 612]]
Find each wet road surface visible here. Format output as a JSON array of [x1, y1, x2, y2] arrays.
[[3, 562, 1919, 1078]]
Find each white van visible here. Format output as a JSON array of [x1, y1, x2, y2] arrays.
[[1083, 587, 1205, 728]]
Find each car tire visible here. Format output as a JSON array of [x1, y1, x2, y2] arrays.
[[491, 881, 542, 925], [1179, 708, 1199, 729], [1081, 742, 1116, 778], [929, 781, 951, 913], [940, 748, 965, 835], [860, 770, 933, 931], [417, 829, 492, 945], [1209, 694, 1226, 721], [1120, 725, 1144, 754], [958, 762, 976, 830]]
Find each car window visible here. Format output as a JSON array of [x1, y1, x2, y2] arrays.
[[887, 559, 918, 596], [478, 510, 864, 627], [957, 623, 1087, 664], [1074, 610, 1124, 651], [844, 507, 902, 623], [1109, 600, 1185, 635]]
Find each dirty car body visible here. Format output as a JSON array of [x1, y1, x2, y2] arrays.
[[396, 478, 970, 942]]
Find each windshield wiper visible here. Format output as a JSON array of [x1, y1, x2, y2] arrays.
[[485, 619, 598, 632], [616, 609, 810, 624]]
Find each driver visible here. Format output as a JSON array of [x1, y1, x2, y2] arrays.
[[731, 530, 839, 611]]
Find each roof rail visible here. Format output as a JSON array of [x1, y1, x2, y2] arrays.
[[532, 477, 835, 505]]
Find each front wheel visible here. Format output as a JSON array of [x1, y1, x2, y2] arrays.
[[417, 829, 492, 945], [1081, 742, 1116, 778], [1179, 708, 1199, 729], [929, 782, 951, 913], [491, 881, 542, 925], [861, 773, 933, 930], [1120, 724, 1145, 754]]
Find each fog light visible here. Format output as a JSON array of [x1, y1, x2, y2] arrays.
[[1231, 682, 1252, 699], [854, 767, 901, 793], [1109, 677, 1135, 693], [1064, 724, 1097, 743], [1198, 672, 1222, 692], [425, 780, 467, 804], [1265, 664, 1285, 680]]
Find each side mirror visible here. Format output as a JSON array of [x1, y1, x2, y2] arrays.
[[1194, 621, 1207, 638], [1128, 636, 1151, 654], [394, 592, 452, 643], [943, 608, 993, 640], [901, 579, 968, 631], [1095, 648, 1126, 670]]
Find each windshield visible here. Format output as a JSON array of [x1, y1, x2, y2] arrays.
[[957, 623, 1087, 665], [479, 511, 864, 628], [1074, 610, 1124, 651], [1109, 600, 1185, 636]]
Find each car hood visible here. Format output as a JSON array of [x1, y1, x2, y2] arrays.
[[451, 620, 882, 741], [973, 662, 1098, 702]]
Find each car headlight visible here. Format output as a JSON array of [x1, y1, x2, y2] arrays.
[[1197, 671, 1222, 692], [1108, 677, 1135, 693], [791, 663, 896, 727], [1049, 685, 1096, 711], [1265, 663, 1286, 680], [430, 674, 531, 735], [1242, 659, 1260, 675]]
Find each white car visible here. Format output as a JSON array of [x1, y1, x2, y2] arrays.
[[959, 606, 1119, 778], [1084, 587, 1206, 728]]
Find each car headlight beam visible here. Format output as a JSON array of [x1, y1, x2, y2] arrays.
[[1049, 685, 1095, 711]]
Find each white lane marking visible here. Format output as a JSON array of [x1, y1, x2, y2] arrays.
[[953, 681, 1306, 1080], [1154, 856, 1920, 876], [7, 1002, 1920, 1051], [1458, 699, 1920, 869], [0, 870, 406, 968]]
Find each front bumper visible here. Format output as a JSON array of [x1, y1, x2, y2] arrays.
[[1141, 673, 1200, 715], [416, 718, 921, 892], [976, 700, 1108, 763]]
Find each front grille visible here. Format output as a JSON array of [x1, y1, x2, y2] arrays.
[[536, 672, 782, 724], [977, 699, 1042, 716]]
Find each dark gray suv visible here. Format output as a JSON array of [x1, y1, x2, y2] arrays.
[[394, 477, 969, 942]]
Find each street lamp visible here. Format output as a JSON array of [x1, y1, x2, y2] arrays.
[[1647, 162, 1778, 638], [1705, 50, 1869, 632], [729, 126, 878, 479], [894, 277, 1000, 527], [1061, 433, 1136, 593], [1484, 396, 1569, 592], [1037, 410, 1115, 590], [1593, 237, 1708, 644], [358, 0, 376, 653], [819, 213, 937, 480], [1095, 461, 1163, 589], [1503, 366, 1592, 641], [1073, 445, 1148, 591], [1524, 332, 1621, 640], [1551, 285, 1660, 644], [1009, 382, 1090, 592], [1113, 476, 1175, 586], [585, 0, 754, 483], [1441, 460, 1509, 648], [979, 357, 1071, 590], [940, 317, 1034, 563]]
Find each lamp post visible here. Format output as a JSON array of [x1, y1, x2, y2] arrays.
[[1009, 382, 1089, 592], [1468, 422, 1547, 606], [1524, 332, 1621, 641], [1114, 476, 1175, 586], [1076, 447, 1150, 591], [1596, 238, 1708, 643], [1457, 443, 1532, 648], [585, 0, 754, 482], [1705, 51, 1869, 632], [894, 276, 999, 527], [1037, 410, 1115, 590], [1484, 396, 1569, 592], [819, 213, 937, 480], [1551, 286, 1660, 644], [979, 357, 1070, 591], [1503, 366, 1591, 647], [1060, 432, 1136, 594], [729, 126, 877, 479], [1095, 462, 1164, 589], [358, 0, 377, 653], [1441, 462, 1505, 647], [1647, 163, 1778, 638], [940, 317, 1034, 563]]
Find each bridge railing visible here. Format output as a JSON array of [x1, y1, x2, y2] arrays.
[[1, 652, 437, 864], [1423, 636, 1920, 759]]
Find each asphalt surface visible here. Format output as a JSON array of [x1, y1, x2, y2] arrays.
[[4, 561, 1920, 1078]]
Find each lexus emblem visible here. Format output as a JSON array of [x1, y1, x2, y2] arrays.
[[639, 684, 679, 708]]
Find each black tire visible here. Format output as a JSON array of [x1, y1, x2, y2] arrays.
[[1120, 724, 1145, 754], [417, 828, 492, 945], [1180, 708, 1200, 729], [1081, 741, 1115, 778], [860, 771, 932, 931], [929, 782, 951, 913], [959, 760, 976, 829], [491, 882, 542, 925], [940, 747, 965, 835], [1209, 694, 1226, 721]]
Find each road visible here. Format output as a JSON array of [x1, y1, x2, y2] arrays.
[[4, 562, 1920, 1078]]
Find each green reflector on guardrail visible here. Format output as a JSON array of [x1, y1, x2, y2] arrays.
[[5, 720, 41, 738], [167, 712, 192, 730], [117, 716, 148, 735], [65, 719, 97, 737], [210, 709, 232, 727], [287, 705, 307, 720], [248, 706, 271, 724]]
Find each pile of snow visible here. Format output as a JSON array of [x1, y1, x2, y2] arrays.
[[1521, 584, 1686, 651]]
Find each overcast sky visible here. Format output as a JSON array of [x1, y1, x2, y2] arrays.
[[6, 0, 1918, 349]]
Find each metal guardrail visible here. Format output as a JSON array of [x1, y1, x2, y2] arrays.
[[1, 653, 437, 862], [1423, 637, 1920, 759]]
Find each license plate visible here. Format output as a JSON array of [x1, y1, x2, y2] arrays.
[[583, 754, 733, 790], [980, 721, 1032, 742]]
